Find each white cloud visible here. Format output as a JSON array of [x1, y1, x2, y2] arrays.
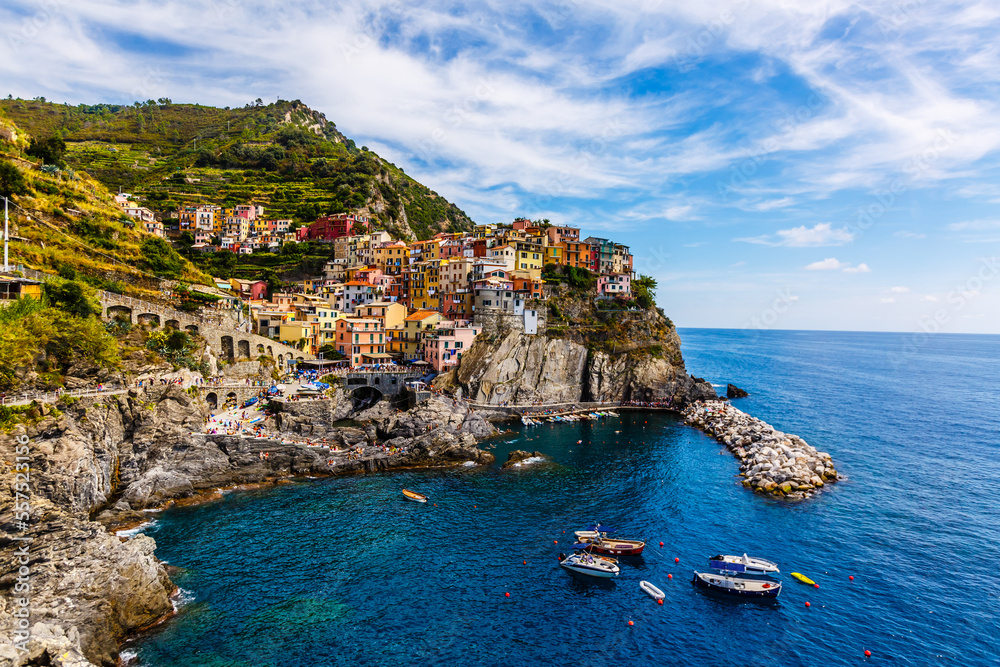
[[893, 231, 926, 239], [664, 205, 695, 220], [843, 263, 871, 273], [805, 258, 846, 271], [738, 223, 855, 247], [889, 286, 910, 293], [948, 220, 1000, 231]]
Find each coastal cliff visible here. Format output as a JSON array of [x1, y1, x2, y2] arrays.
[[435, 307, 716, 406], [0, 388, 493, 666]]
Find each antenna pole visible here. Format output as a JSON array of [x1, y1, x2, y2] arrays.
[[3, 196, 8, 272]]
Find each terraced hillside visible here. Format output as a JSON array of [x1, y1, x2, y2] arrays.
[[0, 98, 475, 240], [0, 117, 210, 295]]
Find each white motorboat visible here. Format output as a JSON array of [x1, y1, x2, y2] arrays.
[[559, 549, 620, 578], [640, 580, 665, 600], [708, 553, 780, 575], [693, 571, 781, 598]]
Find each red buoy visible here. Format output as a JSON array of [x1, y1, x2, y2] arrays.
[[864, 650, 871, 658], [805, 602, 811, 608], [814, 584, 819, 589], [434, 503, 437, 507], [674, 557, 679, 563], [474, 505, 477, 508], [668, 574, 673, 579], [523, 560, 526, 565], [554, 540, 558, 544], [849, 576, 855, 581], [657, 599, 663, 605], [505, 592, 510, 598], [659, 541, 664, 547], [628, 620, 634, 626]]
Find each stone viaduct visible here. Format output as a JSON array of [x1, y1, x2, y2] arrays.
[[96, 291, 314, 370]]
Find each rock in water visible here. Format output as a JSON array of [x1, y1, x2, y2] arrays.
[[727, 384, 749, 399], [501, 450, 548, 469]]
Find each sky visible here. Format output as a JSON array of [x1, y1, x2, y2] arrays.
[[2, 0, 1000, 333]]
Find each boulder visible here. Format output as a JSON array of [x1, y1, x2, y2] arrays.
[[726, 383, 749, 399]]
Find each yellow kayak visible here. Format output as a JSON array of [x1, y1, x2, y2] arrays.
[[790, 572, 816, 585]]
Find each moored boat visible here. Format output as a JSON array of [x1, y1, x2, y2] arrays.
[[559, 546, 620, 578], [692, 571, 781, 598], [573, 525, 645, 555], [709, 553, 780, 575], [401, 489, 427, 503]]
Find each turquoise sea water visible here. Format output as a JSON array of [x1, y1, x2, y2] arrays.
[[126, 329, 1000, 666]]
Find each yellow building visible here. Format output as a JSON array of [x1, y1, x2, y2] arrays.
[[356, 301, 407, 330], [514, 240, 544, 278], [279, 322, 316, 354], [0, 277, 43, 301], [390, 310, 445, 361]]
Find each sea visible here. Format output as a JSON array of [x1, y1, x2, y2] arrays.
[[123, 329, 1000, 666]]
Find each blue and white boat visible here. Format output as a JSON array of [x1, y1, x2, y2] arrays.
[[693, 571, 781, 598]]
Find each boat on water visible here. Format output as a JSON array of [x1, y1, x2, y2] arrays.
[[790, 572, 816, 585], [401, 489, 427, 503], [692, 571, 781, 598], [709, 553, 780, 575], [559, 545, 620, 578], [640, 580, 665, 600], [574, 525, 646, 556]]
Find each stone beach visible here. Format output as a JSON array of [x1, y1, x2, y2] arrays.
[[682, 400, 839, 499]]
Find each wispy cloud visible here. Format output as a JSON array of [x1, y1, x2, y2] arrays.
[[893, 230, 926, 239], [739, 223, 855, 247], [804, 258, 871, 273]]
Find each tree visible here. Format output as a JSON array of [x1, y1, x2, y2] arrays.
[[26, 135, 67, 166], [633, 274, 658, 310], [0, 160, 27, 199], [43, 279, 98, 318]]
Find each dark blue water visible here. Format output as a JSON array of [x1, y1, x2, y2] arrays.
[[127, 329, 1000, 666]]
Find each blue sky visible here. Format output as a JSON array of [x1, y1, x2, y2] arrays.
[[3, 0, 1000, 333]]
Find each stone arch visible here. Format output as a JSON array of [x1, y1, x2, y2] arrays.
[[165, 319, 180, 329], [185, 325, 199, 334], [257, 343, 265, 355], [277, 354, 284, 368], [107, 305, 132, 322], [137, 313, 160, 327], [205, 392, 218, 409], [237, 339, 251, 359], [225, 391, 237, 406], [266, 345, 273, 357], [221, 336, 235, 360], [351, 385, 383, 410], [296, 356, 304, 363]]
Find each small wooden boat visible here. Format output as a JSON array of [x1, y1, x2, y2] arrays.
[[709, 554, 780, 575], [692, 571, 781, 598], [574, 525, 645, 555], [401, 489, 427, 503], [790, 572, 816, 585], [640, 580, 665, 600]]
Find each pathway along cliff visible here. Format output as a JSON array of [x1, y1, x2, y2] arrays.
[[0, 308, 839, 667]]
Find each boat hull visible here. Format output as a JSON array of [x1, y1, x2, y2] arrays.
[[559, 554, 619, 578], [692, 572, 781, 598], [574, 535, 645, 556], [401, 489, 427, 503], [640, 580, 665, 599]]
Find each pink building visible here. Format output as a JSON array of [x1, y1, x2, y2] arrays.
[[597, 273, 631, 297], [423, 325, 481, 371]]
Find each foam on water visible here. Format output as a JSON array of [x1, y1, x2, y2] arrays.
[[170, 588, 195, 613], [116, 521, 157, 538], [512, 456, 546, 467]]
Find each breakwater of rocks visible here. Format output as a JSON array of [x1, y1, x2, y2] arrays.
[[682, 400, 839, 499]]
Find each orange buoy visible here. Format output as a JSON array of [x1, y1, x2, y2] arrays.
[[505, 592, 510, 598], [864, 650, 871, 657], [474, 505, 477, 508], [657, 599, 663, 605], [849, 575, 854, 581], [668, 574, 672, 579], [433, 503, 437, 507], [628, 620, 634, 626], [523, 560, 526, 565], [554, 540, 558, 544], [674, 557, 679, 563], [805, 602, 811, 608]]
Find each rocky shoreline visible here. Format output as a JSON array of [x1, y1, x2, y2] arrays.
[[682, 400, 840, 500]]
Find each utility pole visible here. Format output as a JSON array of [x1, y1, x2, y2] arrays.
[[3, 196, 8, 273]]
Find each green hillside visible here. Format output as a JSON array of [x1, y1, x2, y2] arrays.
[[0, 97, 475, 240], [0, 116, 210, 295]]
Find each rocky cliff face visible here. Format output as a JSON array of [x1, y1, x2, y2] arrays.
[[438, 314, 715, 406], [0, 387, 496, 666]]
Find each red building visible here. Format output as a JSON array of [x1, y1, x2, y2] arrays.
[[297, 214, 371, 242]]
